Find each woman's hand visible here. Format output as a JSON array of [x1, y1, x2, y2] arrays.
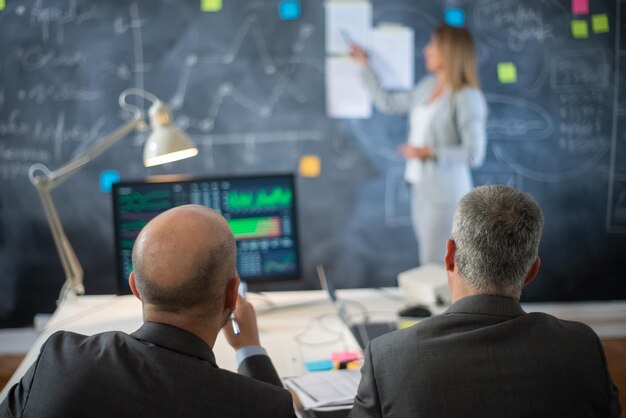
[[399, 145, 434, 161], [349, 44, 369, 67]]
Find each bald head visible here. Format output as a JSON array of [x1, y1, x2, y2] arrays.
[[131, 205, 237, 314]]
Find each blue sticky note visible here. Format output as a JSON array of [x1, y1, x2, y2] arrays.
[[304, 359, 334, 372], [100, 170, 120, 193], [279, 0, 300, 20], [444, 8, 465, 27]]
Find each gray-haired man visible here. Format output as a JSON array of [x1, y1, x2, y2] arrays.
[[350, 185, 620, 418]]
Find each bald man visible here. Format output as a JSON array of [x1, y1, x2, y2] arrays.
[[0, 205, 295, 418]]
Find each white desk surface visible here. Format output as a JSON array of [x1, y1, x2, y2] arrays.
[[1, 288, 625, 402]]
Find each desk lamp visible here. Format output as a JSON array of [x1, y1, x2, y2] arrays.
[[28, 88, 199, 303]]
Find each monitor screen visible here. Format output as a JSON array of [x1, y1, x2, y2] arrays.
[[112, 174, 301, 294]]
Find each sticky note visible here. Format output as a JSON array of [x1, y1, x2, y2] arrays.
[[331, 351, 361, 363], [201, 0, 222, 12], [299, 155, 321, 177], [0, 0, 5, 11], [592, 14, 609, 33], [572, 0, 589, 15], [497, 62, 517, 84], [100, 170, 120, 193], [304, 359, 334, 372], [444, 8, 465, 27], [279, 0, 301, 20], [571, 20, 589, 38]]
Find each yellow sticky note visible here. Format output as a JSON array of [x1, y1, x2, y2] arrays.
[[0, 0, 5, 11], [592, 14, 609, 33], [299, 155, 321, 178], [571, 20, 589, 38], [201, 0, 222, 12], [497, 62, 517, 84]]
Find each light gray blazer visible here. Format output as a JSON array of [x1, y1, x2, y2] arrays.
[[349, 295, 621, 418], [361, 69, 488, 203]]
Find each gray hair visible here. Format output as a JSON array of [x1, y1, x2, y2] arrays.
[[451, 185, 544, 297]]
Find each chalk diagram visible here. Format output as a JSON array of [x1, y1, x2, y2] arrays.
[[114, 0, 324, 167], [472, 0, 624, 233]]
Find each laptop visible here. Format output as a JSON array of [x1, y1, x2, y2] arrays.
[[317, 265, 397, 349]]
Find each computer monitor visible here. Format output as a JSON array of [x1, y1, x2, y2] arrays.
[[112, 173, 301, 294]]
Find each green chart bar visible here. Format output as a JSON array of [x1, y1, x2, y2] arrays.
[[228, 217, 281, 239]]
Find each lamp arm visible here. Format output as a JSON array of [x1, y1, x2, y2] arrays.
[[28, 115, 144, 302], [40, 116, 145, 189], [33, 179, 84, 302]]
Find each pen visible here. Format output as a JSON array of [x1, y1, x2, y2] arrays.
[[231, 313, 240, 336], [231, 281, 247, 336], [339, 29, 352, 46]]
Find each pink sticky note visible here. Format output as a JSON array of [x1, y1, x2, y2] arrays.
[[331, 351, 361, 363], [572, 0, 589, 15]]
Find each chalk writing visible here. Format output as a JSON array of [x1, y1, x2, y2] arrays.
[[559, 91, 604, 105], [474, 0, 561, 51], [0, 110, 106, 159], [560, 137, 608, 154], [559, 122, 595, 136], [0, 110, 29, 137], [493, 143, 608, 182], [16, 82, 101, 104], [551, 50, 610, 92], [15, 46, 84, 71], [486, 94, 554, 140], [0, 145, 51, 181], [0, 145, 50, 162], [30, 0, 98, 44]]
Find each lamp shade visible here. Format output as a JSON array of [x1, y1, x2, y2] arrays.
[[143, 101, 199, 167]]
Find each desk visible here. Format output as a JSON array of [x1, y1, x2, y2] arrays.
[[0, 288, 406, 401], [2, 289, 626, 404]]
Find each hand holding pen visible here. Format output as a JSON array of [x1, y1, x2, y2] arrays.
[[223, 283, 260, 350], [229, 282, 246, 336]]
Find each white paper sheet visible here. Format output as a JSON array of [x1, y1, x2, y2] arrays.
[[326, 57, 372, 119], [325, 1, 372, 55], [284, 369, 361, 409], [369, 25, 415, 91]]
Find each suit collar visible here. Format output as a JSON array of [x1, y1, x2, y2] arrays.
[[131, 322, 218, 367], [444, 294, 526, 318]]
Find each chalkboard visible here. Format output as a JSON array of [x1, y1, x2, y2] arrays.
[[1, 0, 625, 327]]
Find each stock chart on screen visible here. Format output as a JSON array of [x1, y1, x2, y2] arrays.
[[112, 174, 300, 293]]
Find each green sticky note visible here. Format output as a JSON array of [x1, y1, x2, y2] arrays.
[[592, 14, 609, 33], [0, 0, 5, 11], [497, 62, 517, 84], [571, 20, 589, 38], [201, 0, 222, 12]]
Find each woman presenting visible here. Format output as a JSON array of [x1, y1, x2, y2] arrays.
[[350, 24, 488, 265]]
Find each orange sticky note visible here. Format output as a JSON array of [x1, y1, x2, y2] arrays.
[[299, 155, 321, 178]]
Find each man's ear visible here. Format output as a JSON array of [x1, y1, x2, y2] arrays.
[[129, 272, 141, 301], [224, 276, 241, 312], [523, 257, 541, 288], [444, 239, 456, 272]]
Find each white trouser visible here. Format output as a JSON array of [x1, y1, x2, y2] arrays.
[[410, 185, 457, 265]]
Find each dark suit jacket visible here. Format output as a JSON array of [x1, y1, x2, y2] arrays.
[[350, 295, 621, 418], [0, 322, 295, 418]]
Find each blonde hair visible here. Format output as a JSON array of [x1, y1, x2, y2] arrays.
[[433, 24, 480, 90]]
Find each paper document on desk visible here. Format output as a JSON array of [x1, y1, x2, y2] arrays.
[[283, 369, 360, 409]]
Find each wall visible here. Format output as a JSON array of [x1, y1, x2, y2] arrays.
[[0, 0, 625, 326]]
